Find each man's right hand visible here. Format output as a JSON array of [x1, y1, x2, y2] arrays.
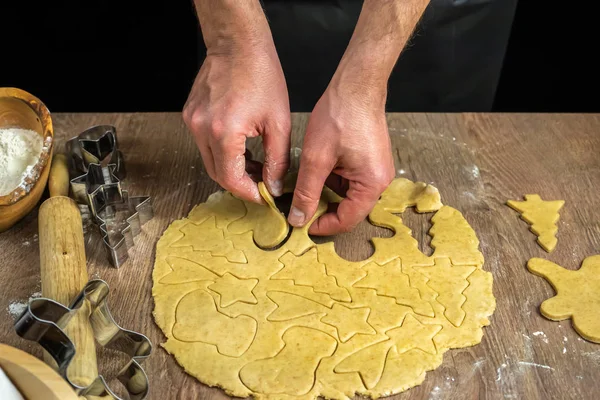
[[183, 1, 291, 203]]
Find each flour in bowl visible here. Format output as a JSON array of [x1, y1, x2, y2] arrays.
[[0, 128, 44, 196]]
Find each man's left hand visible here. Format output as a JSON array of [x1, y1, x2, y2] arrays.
[[288, 80, 395, 235]]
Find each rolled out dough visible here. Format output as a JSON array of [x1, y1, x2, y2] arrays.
[[152, 178, 495, 399]]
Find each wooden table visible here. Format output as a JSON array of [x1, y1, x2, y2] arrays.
[[1, 113, 599, 399]]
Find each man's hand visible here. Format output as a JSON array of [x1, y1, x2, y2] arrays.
[[183, 1, 291, 202], [288, 82, 395, 235], [288, 0, 430, 235]]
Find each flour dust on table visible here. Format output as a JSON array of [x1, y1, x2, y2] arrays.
[[152, 176, 496, 399]]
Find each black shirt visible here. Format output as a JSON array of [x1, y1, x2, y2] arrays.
[[258, 0, 518, 112], [1, 0, 517, 112]]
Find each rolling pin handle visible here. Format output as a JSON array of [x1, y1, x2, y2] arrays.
[[48, 153, 71, 198], [39, 154, 98, 388]]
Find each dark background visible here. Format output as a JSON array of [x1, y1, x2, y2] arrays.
[[1, 1, 598, 113]]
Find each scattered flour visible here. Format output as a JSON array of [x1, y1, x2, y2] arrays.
[[583, 351, 600, 365], [428, 386, 442, 400], [463, 358, 486, 381], [466, 165, 480, 179], [7, 291, 42, 319], [496, 363, 507, 381], [518, 361, 554, 371], [0, 128, 44, 196], [473, 358, 486, 369], [7, 302, 27, 319], [532, 331, 549, 344], [495, 357, 555, 393]]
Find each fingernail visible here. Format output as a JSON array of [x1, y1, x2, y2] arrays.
[[288, 206, 305, 226], [270, 180, 283, 197]]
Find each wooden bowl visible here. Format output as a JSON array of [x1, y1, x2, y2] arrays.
[[0, 344, 78, 400], [0, 87, 54, 233]]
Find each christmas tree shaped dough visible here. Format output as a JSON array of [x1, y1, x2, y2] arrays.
[[507, 194, 564, 252], [528, 256, 600, 343], [152, 177, 495, 399]]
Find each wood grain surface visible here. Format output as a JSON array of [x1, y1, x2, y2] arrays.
[[1, 112, 599, 400]]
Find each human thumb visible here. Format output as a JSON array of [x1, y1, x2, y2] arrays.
[[288, 151, 332, 227]]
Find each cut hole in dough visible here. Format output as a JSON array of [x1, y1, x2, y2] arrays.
[[398, 208, 434, 257], [312, 220, 393, 263]]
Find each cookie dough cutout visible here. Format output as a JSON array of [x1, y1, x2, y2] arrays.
[[228, 182, 289, 249], [378, 178, 442, 213], [528, 256, 600, 343], [239, 327, 337, 395], [152, 177, 495, 399], [507, 194, 565, 252]]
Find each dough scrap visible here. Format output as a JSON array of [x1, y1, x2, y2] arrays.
[[528, 256, 600, 343], [377, 177, 442, 213], [228, 182, 289, 249], [152, 177, 495, 399], [507, 194, 565, 252]]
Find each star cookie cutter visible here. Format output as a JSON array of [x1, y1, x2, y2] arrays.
[[70, 163, 154, 268], [66, 125, 126, 180], [14, 279, 152, 399], [70, 163, 123, 218]]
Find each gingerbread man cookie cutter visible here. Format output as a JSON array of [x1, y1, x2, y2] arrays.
[[14, 279, 152, 399]]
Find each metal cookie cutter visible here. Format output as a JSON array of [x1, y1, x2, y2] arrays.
[[70, 163, 123, 217], [14, 279, 152, 399], [66, 125, 126, 180], [70, 163, 153, 268], [97, 189, 153, 268]]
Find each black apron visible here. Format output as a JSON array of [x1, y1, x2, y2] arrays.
[[205, 0, 518, 112]]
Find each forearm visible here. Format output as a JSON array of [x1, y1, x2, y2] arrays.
[[193, 0, 272, 54], [332, 0, 430, 101]]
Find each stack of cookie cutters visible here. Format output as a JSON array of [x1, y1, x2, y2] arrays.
[[66, 125, 153, 268], [14, 279, 152, 399]]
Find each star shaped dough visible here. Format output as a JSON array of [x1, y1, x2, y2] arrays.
[[209, 273, 259, 308], [528, 256, 600, 343], [333, 314, 441, 390], [321, 304, 376, 342], [507, 194, 564, 252], [386, 314, 442, 355]]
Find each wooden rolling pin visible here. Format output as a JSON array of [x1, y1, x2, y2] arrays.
[[39, 153, 98, 388]]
